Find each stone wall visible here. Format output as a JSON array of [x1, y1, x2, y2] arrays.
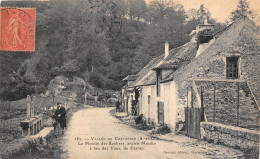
[[171, 18, 260, 126], [201, 122, 259, 152], [195, 80, 259, 130]]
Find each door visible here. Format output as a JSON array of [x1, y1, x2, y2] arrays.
[[148, 95, 151, 124], [158, 102, 164, 124], [126, 98, 128, 114]]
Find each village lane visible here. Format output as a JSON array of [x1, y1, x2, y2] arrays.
[[60, 107, 243, 159]]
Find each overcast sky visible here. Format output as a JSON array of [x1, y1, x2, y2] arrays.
[[1, 0, 259, 23], [146, 0, 260, 23]]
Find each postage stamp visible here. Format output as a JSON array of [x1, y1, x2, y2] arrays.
[[0, 7, 36, 52]]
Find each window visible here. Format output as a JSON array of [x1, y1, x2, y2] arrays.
[[148, 95, 150, 104], [156, 70, 162, 96], [226, 57, 239, 79]]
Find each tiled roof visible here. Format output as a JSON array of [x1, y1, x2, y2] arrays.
[[122, 75, 138, 81], [154, 42, 197, 71], [129, 54, 164, 87], [137, 41, 197, 86]]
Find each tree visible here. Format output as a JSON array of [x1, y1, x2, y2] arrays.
[[139, 2, 187, 57], [185, 5, 225, 36], [149, 0, 175, 21], [61, 60, 79, 80], [51, 67, 61, 77], [230, 0, 256, 21], [127, 0, 147, 21]]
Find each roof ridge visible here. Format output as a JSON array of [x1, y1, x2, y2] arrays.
[[214, 17, 249, 38], [167, 17, 249, 81]]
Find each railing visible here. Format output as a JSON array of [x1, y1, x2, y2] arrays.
[[193, 80, 259, 130]]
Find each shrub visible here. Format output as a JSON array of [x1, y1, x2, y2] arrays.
[[13, 83, 34, 99], [136, 120, 154, 130], [0, 101, 11, 112], [34, 85, 45, 94], [134, 114, 154, 130], [105, 79, 120, 90], [135, 114, 143, 124], [50, 67, 61, 77], [61, 60, 79, 80], [156, 124, 171, 135], [89, 72, 105, 88]]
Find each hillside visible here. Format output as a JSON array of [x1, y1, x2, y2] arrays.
[[0, 0, 225, 101]]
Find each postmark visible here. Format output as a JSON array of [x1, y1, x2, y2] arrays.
[[0, 7, 36, 52], [88, 0, 122, 39]]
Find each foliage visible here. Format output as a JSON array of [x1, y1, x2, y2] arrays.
[[61, 60, 80, 80], [127, 0, 147, 21], [89, 72, 105, 89], [0, 0, 227, 101], [136, 120, 154, 130], [135, 114, 154, 130], [105, 79, 119, 90], [229, 0, 256, 22], [154, 124, 171, 135], [0, 101, 11, 112], [51, 67, 61, 77]]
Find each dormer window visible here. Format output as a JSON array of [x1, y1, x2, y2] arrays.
[[226, 56, 239, 79]]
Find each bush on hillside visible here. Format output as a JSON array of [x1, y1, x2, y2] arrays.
[[105, 79, 120, 90], [61, 60, 79, 80], [89, 72, 105, 88], [51, 67, 61, 77]]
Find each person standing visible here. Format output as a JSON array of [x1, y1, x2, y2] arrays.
[[54, 102, 67, 134], [116, 100, 120, 113]]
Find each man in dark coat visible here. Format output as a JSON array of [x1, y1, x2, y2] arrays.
[[116, 100, 120, 112], [54, 102, 67, 134]]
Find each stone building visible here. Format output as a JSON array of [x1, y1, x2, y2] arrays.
[[122, 17, 260, 132]]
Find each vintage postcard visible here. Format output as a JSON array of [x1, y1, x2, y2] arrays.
[[0, 0, 259, 159]]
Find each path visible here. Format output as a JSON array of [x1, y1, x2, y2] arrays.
[[61, 107, 244, 159]]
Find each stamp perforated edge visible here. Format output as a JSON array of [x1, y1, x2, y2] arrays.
[[0, 7, 36, 52]]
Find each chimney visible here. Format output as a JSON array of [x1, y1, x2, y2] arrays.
[[196, 15, 214, 46], [203, 14, 208, 25], [165, 42, 169, 59]]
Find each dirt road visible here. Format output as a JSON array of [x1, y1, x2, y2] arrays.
[[61, 107, 244, 159]]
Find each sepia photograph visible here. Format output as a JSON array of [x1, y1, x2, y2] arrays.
[[0, 0, 259, 158]]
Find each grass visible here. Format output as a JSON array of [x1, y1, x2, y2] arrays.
[[6, 134, 63, 159], [2, 104, 84, 159]]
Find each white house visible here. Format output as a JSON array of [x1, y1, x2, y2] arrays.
[[122, 17, 260, 133]]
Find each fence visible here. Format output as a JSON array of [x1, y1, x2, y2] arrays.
[[185, 107, 201, 139], [194, 80, 259, 130], [185, 86, 202, 139]]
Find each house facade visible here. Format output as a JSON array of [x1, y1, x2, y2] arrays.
[[122, 17, 260, 132]]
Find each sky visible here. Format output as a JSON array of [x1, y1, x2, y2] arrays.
[[0, 0, 259, 23], [146, 0, 260, 23]]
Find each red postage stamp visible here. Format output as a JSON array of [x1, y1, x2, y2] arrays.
[[0, 8, 36, 52]]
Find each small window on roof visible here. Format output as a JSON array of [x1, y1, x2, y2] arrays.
[[226, 56, 239, 79]]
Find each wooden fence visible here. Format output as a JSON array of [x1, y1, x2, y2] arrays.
[[185, 107, 201, 139]]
